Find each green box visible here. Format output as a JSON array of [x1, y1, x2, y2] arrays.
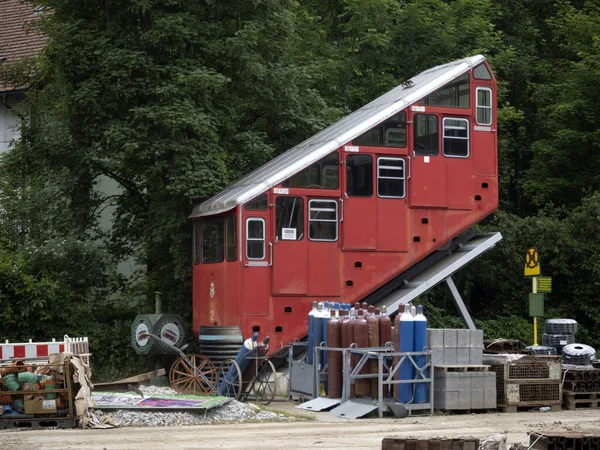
[[529, 293, 545, 317]]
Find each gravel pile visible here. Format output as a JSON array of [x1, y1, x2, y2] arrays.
[[91, 385, 290, 427]]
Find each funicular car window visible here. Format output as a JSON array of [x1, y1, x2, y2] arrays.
[[245, 194, 268, 210], [377, 157, 405, 198], [473, 63, 492, 80], [353, 112, 406, 148], [308, 199, 338, 241], [414, 114, 439, 156], [283, 153, 339, 189], [346, 154, 373, 197], [193, 221, 201, 265], [246, 218, 265, 260], [421, 73, 470, 108], [276, 197, 304, 240], [443, 118, 469, 158], [202, 218, 224, 264], [476, 87, 492, 125], [226, 215, 237, 261]]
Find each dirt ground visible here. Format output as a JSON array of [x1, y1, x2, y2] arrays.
[[1, 401, 600, 450]]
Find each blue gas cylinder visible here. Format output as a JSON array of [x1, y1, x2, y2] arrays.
[[219, 333, 258, 395], [413, 305, 428, 403], [322, 301, 331, 367], [307, 301, 318, 365], [313, 302, 324, 367], [398, 304, 415, 403]]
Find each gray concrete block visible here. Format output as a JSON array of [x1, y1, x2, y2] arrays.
[[471, 329, 484, 348], [457, 347, 470, 365], [458, 389, 471, 410], [427, 329, 444, 348], [457, 329, 471, 347], [469, 348, 483, 365], [484, 388, 497, 408], [458, 373, 471, 391], [434, 391, 446, 409], [437, 373, 460, 391], [471, 389, 484, 409], [443, 348, 457, 365], [439, 390, 458, 409], [484, 372, 496, 390], [443, 329, 457, 348], [431, 347, 444, 366], [471, 372, 485, 390]]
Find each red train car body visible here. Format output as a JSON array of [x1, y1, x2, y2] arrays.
[[190, 55, 498, 352]]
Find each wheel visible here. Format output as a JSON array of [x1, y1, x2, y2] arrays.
[[218, 358, 243, 399], [251, 359, 277, 405], [169, 354, 218, 395]]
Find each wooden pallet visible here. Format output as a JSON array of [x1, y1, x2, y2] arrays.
[[434, 365, 490, 372], [563, 391, 599, 410], [0, 418, 75, 429], [499, 403, 561, 413]]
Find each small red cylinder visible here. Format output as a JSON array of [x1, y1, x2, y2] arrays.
[[367, 311, 380, 397], [354, 310, 370, 397], [327, 314, 342, 399]]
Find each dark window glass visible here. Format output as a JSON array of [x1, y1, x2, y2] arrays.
[[202, 218, 224, 264], [443, 118, 469, 157], [245, 194, 268, 210], [346, 155, 373, 197], [283, 153, 339, 189], [353, 112, 407, 148], [422, 73, 470, 108], [308, 199, 338, 241], [377, 157, 405, 198], [226, 215, 237, 261], [193, 221, 201, 264], [276, 197, 304, 240], [473, 64, 492, 80], [414, 114, 439, 155], [246, 218, 265, 260], [476, 87, 492, 125]]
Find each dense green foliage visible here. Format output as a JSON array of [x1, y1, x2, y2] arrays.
[[1, 0, 600, 378]]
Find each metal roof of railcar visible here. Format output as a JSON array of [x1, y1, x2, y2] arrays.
[[190, 54, 486, 218]]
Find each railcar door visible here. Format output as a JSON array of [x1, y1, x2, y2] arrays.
[[342, 152, 376, 250], [271, 195, 308, 295], [409, 112, 447, 208]]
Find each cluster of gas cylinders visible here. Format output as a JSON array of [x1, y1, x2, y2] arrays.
[[307, 301, 428, 404]]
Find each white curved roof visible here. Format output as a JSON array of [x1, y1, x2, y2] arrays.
[[190, 54, 486, 218]]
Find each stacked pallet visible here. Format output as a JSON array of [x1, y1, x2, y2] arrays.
[[529, 432, 600, 450], [382, 437, 479, 450], [562, 368, 600, 410], [485, 355, 562, 412]]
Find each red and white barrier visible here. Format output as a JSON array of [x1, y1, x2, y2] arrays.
[[0, 335, 89, 361]]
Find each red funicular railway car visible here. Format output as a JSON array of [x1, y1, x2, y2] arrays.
[[190, 55, 498, 354]]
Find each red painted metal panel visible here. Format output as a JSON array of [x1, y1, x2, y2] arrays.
[[37, 344, 48, 357], [307, 240, 340, 296], [409, 154, 447, 207], [14, 345, 25, 358]]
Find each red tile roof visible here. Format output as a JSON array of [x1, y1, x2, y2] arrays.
[[0, 0, 46, 92]]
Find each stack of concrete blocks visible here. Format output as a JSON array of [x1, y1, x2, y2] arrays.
[[427, 328, 496, 410]]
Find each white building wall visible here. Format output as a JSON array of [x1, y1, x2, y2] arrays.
[[0, 101, 20, 154]]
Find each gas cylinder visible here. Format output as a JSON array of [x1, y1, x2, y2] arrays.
[[327, 307, 342, 399], [393, 309, 401, 399], [242, 336, 270, 392], [413, 305, 428, 403], [322, 301, 331, 368], [367, 305, 375, 317], [410, 305, 417, 316], [347, 309, 357, 398], [313, 302, 324, 368], [379, 306, 392, 346], [354, 309, 370, 397], [307, 301, 318, 365], [367, 307, 380, 397], [219, 333, 258, 395], [398, 304, 415, 403], [361, 302, 368, 312]]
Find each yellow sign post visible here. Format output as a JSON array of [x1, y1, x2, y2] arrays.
[[524, 248, 542, 345]]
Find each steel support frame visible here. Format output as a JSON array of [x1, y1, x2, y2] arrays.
[[445, 276, 476, 330]]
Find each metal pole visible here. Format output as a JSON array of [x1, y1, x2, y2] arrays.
[[378, 354, 383, 418], [532, 277, 538, 345], [445, 276, 476, 330]]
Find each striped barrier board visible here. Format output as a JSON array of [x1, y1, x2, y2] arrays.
[[1, 336, 89, 361]]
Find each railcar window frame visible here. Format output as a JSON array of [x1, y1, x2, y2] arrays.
[[245, 194, 268, 211], [377, 157, 406, 199], [226, 215, 237, 262], [246, 217, 266, 260], [476, 87, 493, 126], [275, 196, 304, 241], [353, 111, 407, 148], [193, 221, 201, 265], [282, 152, 339, 189], [346, 154, 373, 197], [413, 114, 439, 156], [473, 63, 492, 80], [442, 117, 470, 158], [201, 217, 224, 264], [308, 199, 338, 242]]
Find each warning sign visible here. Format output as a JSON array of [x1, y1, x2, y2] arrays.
[[524, 247, 541, 277]]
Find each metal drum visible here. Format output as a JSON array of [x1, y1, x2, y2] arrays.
[[199, 325, 244, 368]]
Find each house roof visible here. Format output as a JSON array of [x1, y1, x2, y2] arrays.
[[190, 54, 486, 218], [0, 0, 46, 92]]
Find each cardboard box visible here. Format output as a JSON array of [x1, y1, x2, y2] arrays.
[[24, 399, 57, 414]]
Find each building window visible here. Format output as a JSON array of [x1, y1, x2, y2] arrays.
[[226, 215, 237, 261], [202, 218, 224, 264], [346, 155, 373, 197], [414, 114, 439, 156], [476, 87, 492, 126], [283, 153, 339, 189], [443, 118, 469, 158], [377, 157, 405, 198], [308, 199, 338, 242], [353, 112, 407, 148], [246, 218, 265, 260], [473, 63, 492, 80], [193, 221, 201, 265], [276, 197, 304, 240], [421, 73, 470, 108], [245, 194, 268, 211]]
